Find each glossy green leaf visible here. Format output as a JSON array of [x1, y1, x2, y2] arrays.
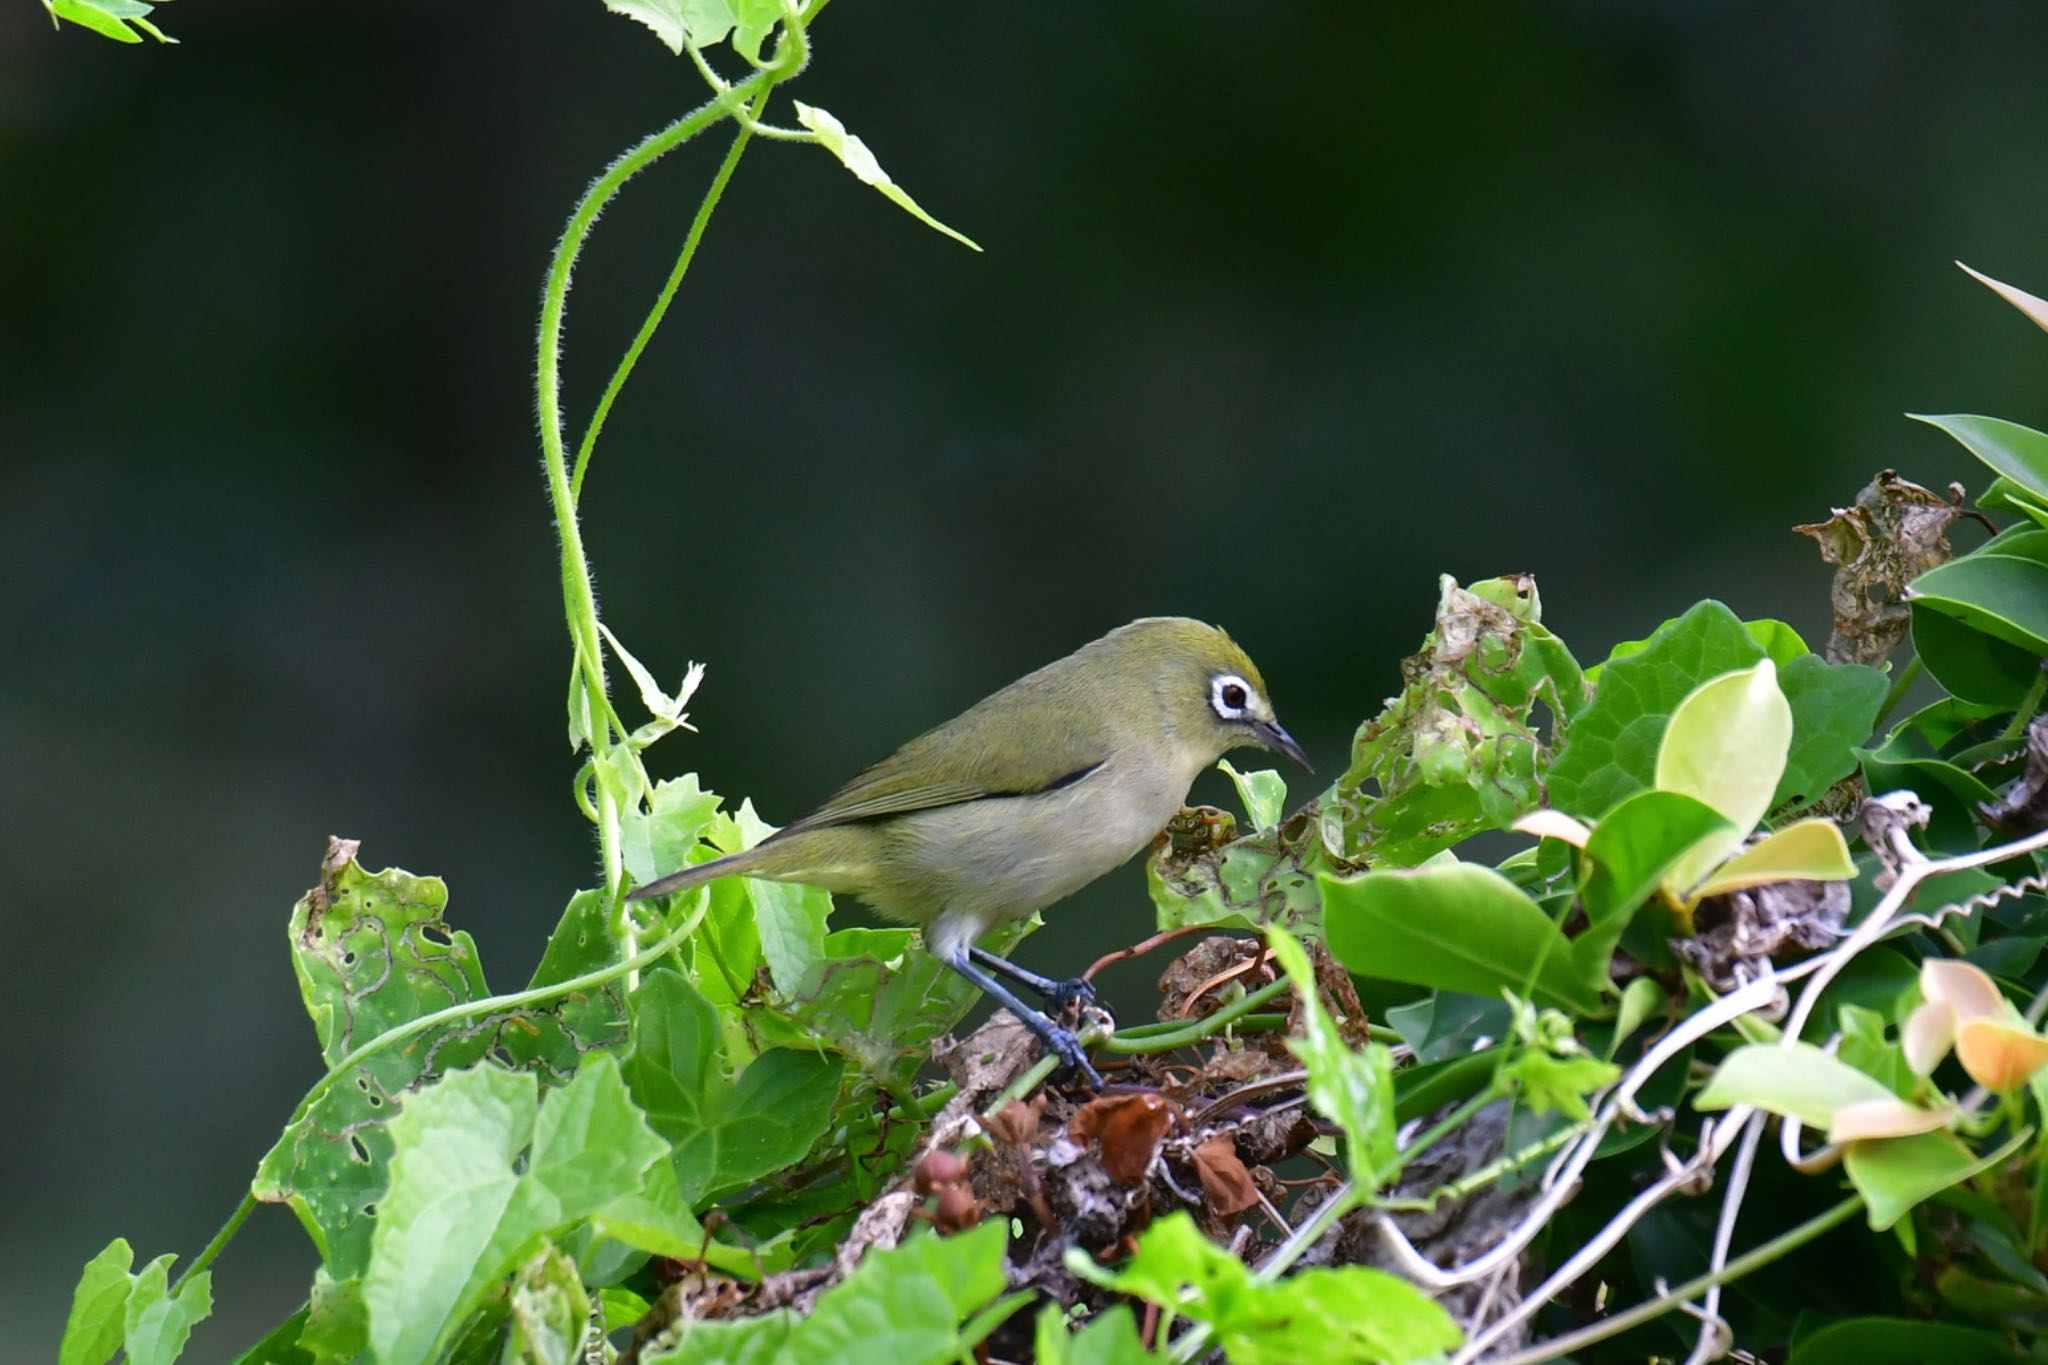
[[1033, 1305, 1151, 1365], [792, 103, 981, 251], [362, 1057, 667, 1364], [1775, 654, 1887, 809], [1574, 789, 1731, 980], [1745, 618, 1811, 664], [623, 969, 844, 1208], [1845, 1128, 2031, 1230], [1219, 760, 1288, 833], [1911, 413, 2048, 504], [1066, 1213, 1461, 1365], [1548, 600, 1763, 818], [1610, 976, 1666, 1057], [1981, 475, 2048, 530], [44, 0, 176, 43], [1909, 602, 2042, 709], [1693, 1042, 1894, 1128], [1788, 1314, 2021, 1365], [1323, 863, 1606, 1014], [1272, 928, 1396, 1180], [1656, 660, 1793, 892], [1909, 554, 2048, 655], [1690, 819, 1857, 903]]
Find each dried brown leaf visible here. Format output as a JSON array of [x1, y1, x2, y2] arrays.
[[1190, 1133, 1261, 1216], [1795, 469, 1966, 665], [1068, 1091, 1178, 1183]]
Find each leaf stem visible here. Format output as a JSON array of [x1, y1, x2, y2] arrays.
[[1481, 1194, 1864, 1365], [1872, 652, 1925, 732], [1103, 979, 1291, 1053], [1999, 664, 2048, 744], [169, 1191, 255, 1295]]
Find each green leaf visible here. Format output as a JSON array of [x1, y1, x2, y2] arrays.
[[1845, 1128, 2031, 1230], [621, 775, 724, 889], [1574, 789, 1732, 980], [601, 0, 777, 57], [1655, 660, 1793, 893], [623, 969, 844, 1208], [1693, 1042, 1895, 1128], [253, 848, 621, 1278], [362, 1057, 668, 1364], [587, 1157, 755, 1277], [792, 103, 981, 251], [1690, 820, 1857, 903], [44, 0, 177, 43], [1788, 1314, 2022, 1365], [1033, 1305, 1151, 1365], [1496, 1048, 1618, 1120], [649, 1223, 1018, 1365], [1548, 600, 1763, 819], [123, 1255, 212, 1365], [60, 1239, 137, 1365], [1744, 618, 1811, 664], [1909, 554, 2048, 655], [725, 802, 832, 993], [229, 1308, 312, 1365], [1271, 928, 1396, 1180], [1610, 976, 1666, 1058], [1066, 1214, 1461, 1365], [504, 1242, 591, 1365], [1981, 475, 2048, 530], [1219, 760, 1287, 833], [1910, 603, 2043, 707], [301, 1270, 368, 1365], [1774, 654, 1887, 809], [1323, 863, 1607, 1015], [1910, 413, 2048, 504]]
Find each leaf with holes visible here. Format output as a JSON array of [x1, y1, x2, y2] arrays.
[[252, 843, 627, 1280]]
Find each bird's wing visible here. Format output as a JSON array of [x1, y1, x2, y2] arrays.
[[778, 676, 1113, 833]]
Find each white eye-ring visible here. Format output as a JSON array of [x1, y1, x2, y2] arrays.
[[1210, 673, 1256, 721]]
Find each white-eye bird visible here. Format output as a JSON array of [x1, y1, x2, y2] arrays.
[[626, 617, 1310, 1085]]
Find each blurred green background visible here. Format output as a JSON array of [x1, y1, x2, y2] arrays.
[[6, 0, 2048, 1353]]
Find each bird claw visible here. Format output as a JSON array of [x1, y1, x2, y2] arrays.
[[1046, 975, 1098, 1013], [1042, 1022, 1105, 1089]]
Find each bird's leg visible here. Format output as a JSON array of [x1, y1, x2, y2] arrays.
[[966, 946, 1098, 1013], [946, 950, 1105, 1088]]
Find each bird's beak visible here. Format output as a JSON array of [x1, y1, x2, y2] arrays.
[[1258, 719, 1313, 773]]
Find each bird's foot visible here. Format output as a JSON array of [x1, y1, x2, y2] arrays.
[[1045, 974, 1098, 1014], [1039, 1020, 1105, 1089]]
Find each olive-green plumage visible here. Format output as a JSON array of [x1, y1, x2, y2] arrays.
[[629, 617, 1306, 969]]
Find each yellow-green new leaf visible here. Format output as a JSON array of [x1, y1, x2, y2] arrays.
[[1687, 818, 1856, 906], [1655, 660, 1792, 895], [1694, 1042, 1893, 1129], [793, 103, 981, 251]]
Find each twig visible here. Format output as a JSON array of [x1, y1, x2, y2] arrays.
[[1082, 925, 1216, 982]]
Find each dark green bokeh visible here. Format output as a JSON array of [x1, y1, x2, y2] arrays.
[[5, 0, 2047, 1354]]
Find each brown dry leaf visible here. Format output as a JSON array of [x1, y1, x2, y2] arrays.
[[1795, 469, 1967, 665], [1190, 1132, 1261, 1216], [1158, 936, 1265, 1021], [1068, 1091, 1178, 1183], [985, 1096, 1043, 1149]]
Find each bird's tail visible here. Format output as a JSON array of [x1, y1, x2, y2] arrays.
[[625, 847, 766, 901]]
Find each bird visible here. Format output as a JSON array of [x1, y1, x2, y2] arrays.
[[626, 617, 1310, 1085]]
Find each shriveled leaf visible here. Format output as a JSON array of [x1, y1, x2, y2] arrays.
[[1689, 819, 1856, 904], [1330, 574, 1583, 864], [623, 969, 844, 1207], [1069, 1093, 1178, 1184], [1922, 958, 2008, 1020], [1190, 1134, 1261, 1216], [362, 1058, 667, 1364], [1845, 1129, 2030, 1230], [792, 103, 981, 251], [1655, 660, 1793, 892], [1323, 862, 1606, 1015], [1694, 1043, 1895, 1128], [1794, 471, 1965, 665]]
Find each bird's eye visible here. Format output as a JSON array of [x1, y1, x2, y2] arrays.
[[1222, 682, 1247, 710], [1211, 675, 1254, 720]]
